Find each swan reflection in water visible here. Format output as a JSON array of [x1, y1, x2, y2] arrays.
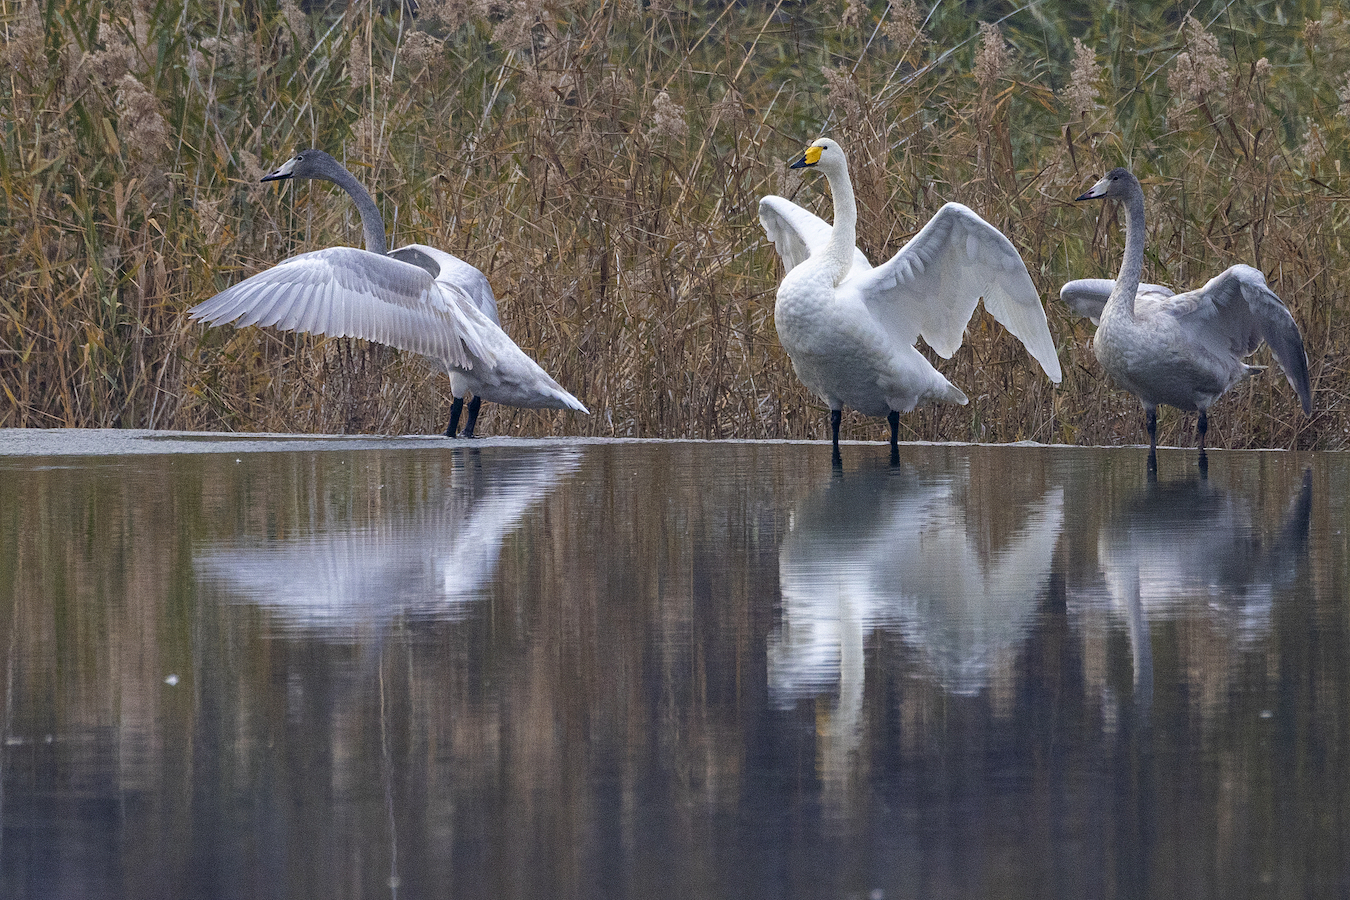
[[195, 448, 583, 636], [1070, 467, 1313, 719], [768, 463, 1064, 786]]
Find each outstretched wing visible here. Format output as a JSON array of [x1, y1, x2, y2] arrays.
[[851, 203, 1062, 382], [189, 247, 496, 372], [1059, 278, 1175, 324], [758, 195, 873, 275], [1166, 265, 1312, 413]]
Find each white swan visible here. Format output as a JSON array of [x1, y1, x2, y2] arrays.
[[759, 138, 1062, 462], [1067, 167, 1311, 459], [189, 149, 588, 436]]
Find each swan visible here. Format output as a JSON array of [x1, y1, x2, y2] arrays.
[[1067, 167, 1311, 460], [189, 149, 587, 437], [759, 138, 1062, 462]]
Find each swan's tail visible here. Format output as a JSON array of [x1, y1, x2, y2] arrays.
[[550, 387, 589, 414], [484, 380, 588, 414], [891, 381, 967, 412], [529, 369, 588, 413], [933, 383, 969, 406]]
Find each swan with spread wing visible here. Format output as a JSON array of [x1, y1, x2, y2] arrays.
[[189, 150, 587, 436], [759, 138, 1062, 462], [1065, 167, 1311, 463]]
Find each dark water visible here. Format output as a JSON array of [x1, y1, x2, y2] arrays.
[[1, 440, 1346, 899]]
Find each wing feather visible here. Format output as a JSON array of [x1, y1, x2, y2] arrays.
[[759, 195, 873, 274], [853, 203, 1062, 382], [1168, 265, 1312, 413], [247, 282, 288, 329], [190, 247, 491, 371]]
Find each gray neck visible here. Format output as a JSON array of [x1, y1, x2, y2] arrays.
[[824, 164, 857, 286], [1108, 181, 1146, 319], [323, 165, 388, 256]]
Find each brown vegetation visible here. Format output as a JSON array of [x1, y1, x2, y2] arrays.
[[1, 0, 1347, 448]]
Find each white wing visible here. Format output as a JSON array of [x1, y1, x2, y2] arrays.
[[758, 195, 873, 275], [1164, 265, 1312, 413], [190, 247, 496, 372], [1059, 278, 1175, 324], [851, 203, 1062, 383]]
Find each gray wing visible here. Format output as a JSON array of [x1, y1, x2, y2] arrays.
[[758, 195, 873, 274], [190, 247, 494, 371], [1059, 278, 1175, 324], [852, 203, 1062, 382], [1167, 264, 1312, 413], [393, 244, 501, 326]]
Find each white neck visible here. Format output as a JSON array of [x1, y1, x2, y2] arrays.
[[821, 162, 857, 286]]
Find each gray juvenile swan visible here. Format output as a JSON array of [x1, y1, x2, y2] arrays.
[[760, 138, 1062, 464], [189, 149, 587, 436], [1067, 168, 1311, 460]]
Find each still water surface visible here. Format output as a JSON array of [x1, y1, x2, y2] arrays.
[[1, 437, 1347, 899]]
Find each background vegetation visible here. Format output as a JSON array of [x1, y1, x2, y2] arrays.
[[0, 0, 1346, 448]]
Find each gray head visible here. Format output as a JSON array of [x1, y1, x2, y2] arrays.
[[261, 149, 349, 184], [260, 149, 386, 254], [1076, 167, 1139, 202]]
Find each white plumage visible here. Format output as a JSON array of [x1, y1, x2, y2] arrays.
[[759, 138, 1061, 462]]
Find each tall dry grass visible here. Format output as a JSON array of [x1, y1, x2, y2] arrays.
[[0, 0, 1347, 448]]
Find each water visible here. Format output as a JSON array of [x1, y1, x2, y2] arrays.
[[1, 436, 1346, 899]]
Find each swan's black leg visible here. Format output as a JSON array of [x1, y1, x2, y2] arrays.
[[462, 396, 483, 439], [830, 409, 842, 469], [1146, 407, 1158, 473], [1197, 409, 1209, 472], [446, 397, 464, 437], [888, 410, 900, 467]]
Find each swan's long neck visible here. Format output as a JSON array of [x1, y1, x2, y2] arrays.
[[1107, 181, 1146, 320], [325, 166, 389, 256], [822, 163, 857, 286]]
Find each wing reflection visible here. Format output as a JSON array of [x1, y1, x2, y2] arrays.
[[195, 448, 582, 634], [769, 466, 1065, 704], [1070, 468, 1313, 715], [1108, 470, 1310, 630]]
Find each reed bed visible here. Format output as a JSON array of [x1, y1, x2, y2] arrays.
[[1, 0, 1347, 448]]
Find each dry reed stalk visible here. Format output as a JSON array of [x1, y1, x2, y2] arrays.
[[0, 1, 1346, 448]]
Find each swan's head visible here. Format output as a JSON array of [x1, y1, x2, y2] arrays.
[[1076, 167, 1138, 201], [261, 149, 346, 184], [789, 138, 848, 176]]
